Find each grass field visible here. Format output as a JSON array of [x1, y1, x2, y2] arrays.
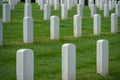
[[0, 2, 120, 80]]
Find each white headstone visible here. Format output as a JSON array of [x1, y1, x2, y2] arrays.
[[35, 0, 38, 3], [61, 0, 64, 5], [104, 0, 109, 4], [61, 4, 68, 20], [50, 0, 54, 6], [46, 0, 50, 5], [115, 4, 120, 17], [77, 4, 83, 17], [94, 14, 101, 35], [54, 0, 59, 10], [44, 4, 51, 20], [0, 19, 3, 46], [109, 1, 112, 10], [111, 13, 118, 33], [112, 0, 115, 8], [79, 0, 85, 6], [40, 0, 44, 11], [89, 0, 94, 9], [118, 1, 120, 5], [66, 0, 72, 10], [50, 16, 59, 40], [74, 0, 77, 5], [96, 0, 100, 8], [16, 49, 34, 80], [104, 4, 109, 17], [97, 40, 109, 76], [91, 4, 96, 17], [3, 4, 10, 23], [38, 0, 42, 6], [23, 17, 33, 43], [115, 1, 117, 5], [24, 3, 32, 17], [25, 0, 31, 3], [8, 0, 15, 10], [74, 15, 82, 37], [100, 0, 104, 10], [62, 43, 76, 80]]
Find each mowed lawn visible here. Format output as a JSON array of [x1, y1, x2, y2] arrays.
[[0, 2, 120, 80]]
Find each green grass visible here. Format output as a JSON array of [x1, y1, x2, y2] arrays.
[[0, 2, 120, 80]]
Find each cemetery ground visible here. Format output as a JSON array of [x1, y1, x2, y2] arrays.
[[0, 2, 120, 80]]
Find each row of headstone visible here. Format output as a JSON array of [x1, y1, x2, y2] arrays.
[[16, 39, 109, 80], [89, 3, 120, 18], [36, 0, 79, 10], [1, 1, 119, 44], [89, 0, 120, 18], [38, 1, 120, 21], [94, 0, 119, 9], [43, 3, 69, 20], [49, 12, 118, 40], [23, 0, 34, 43]]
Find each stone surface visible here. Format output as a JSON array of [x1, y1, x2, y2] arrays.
[[54, 0, 59, 10], [96, 0, 100, 8], [94, 14, 101, 35], [104, 4, 109, 17], [24, 3, 32, 17], [111, 13, 118, 33], [77, 4, 83, 17], [8, 0, 15, 10], [97, 40, 109, 76], [50, 0, 54, 6], [91, 4, 96, 17], [104, 0, 109, 4], [35, 0, 38, 3], [50, 16, 59, 40], [25, 0, 31, 3], [62, 43, 76, 80], [112, 0, 115, 8], [44, 4, 51, 20], [109, 1, 112, 10], [46, 0, 50, 5], [79, 0, 85, 6], [40, 0, 44, 10], [115, 4, 120, 17], [0, 19, 3, 46], [61, 0, 64, 5], [89, 0, 94, 8], [38, 0, 41, 6], [118, 1, 120, 5], [66, 0, 72, 10], [74, 15, 82, 37], [100, 0, 104, 10], [16, 49, 34, 80], [23, 17, 33, 43], [61, 4, 68, 19], [3, 4, 10, 23]]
